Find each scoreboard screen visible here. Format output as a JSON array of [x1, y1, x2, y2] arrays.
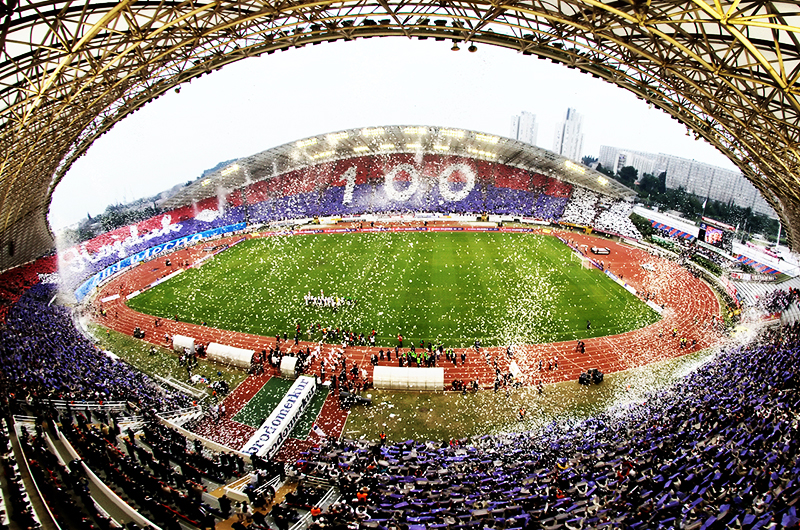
[[699, 221, 733, 251]]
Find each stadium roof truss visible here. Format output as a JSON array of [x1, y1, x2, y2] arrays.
[[1, 0, 799, 269]]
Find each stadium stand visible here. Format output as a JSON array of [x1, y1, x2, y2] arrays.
[[16, 423, 118, 530], [295, 324, 800, 530], [594, 201, 641, 240], [560, 187, 600, 227], [732, 277, 800, 311], [6, 149, 800, 529], [59, 155, 642, 295], [1, 421, 44, 530], [0, 283, 190, 412]]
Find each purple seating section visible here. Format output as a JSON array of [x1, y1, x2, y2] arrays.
[[301, 325, 800, 529], [59, 154, 580, 290], [0, 284, 189, 411]]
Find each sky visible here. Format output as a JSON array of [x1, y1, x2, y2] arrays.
[[49, 37, 741, 230]]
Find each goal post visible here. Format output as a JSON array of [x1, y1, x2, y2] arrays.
[[570, 251, 593, 269]]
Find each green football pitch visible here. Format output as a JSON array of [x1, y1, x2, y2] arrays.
[[127, 232, 659, 347]]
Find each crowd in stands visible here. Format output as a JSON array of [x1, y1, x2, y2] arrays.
[[295, 323, 800, 530], [593, 200, 641, 240], [756, 288, 800, 313], [560, 188, 599, 227], [10, 152, 800, 529], [60, 154, 644, 294], [1, 421, 42, 530], [0, 283, 190, 414], [561, 189, 641, 240], [141, 422, 245, 483], [59, 201, 246, 291], [60, 415, 218, 530], [0, 254, 56, 322], [19, 423, 116, 530], [0, 244, 797, 530]]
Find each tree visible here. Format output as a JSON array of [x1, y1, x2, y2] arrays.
[[629, 213, 657, 238], [657, 171, 667, 194], [618, 166, 638, 186], [596, 164, 614, 177], [638, 174, 660, 196], [581, 155, 597, 166]]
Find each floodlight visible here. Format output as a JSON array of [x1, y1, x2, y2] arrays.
[[311, 150, 334, 160], [326, 132, 349, 143], [221, 164, 240, 176], [441, 129, 465, 138], [475, 134, 499, 144], [565, 160, 586, 174]]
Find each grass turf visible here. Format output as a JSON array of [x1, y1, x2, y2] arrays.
[[345, 347, 715, 441], [128, 232, 659, 347], [88, 324, 248, 400]]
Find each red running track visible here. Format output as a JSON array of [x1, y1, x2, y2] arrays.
[[91, 224, 723, 451]]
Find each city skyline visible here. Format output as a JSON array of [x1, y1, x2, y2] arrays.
[[598, 145, 774, 217], [50, 38, 744, 230]]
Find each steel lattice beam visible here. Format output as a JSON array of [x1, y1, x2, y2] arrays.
[[1, 0, 799, 269]]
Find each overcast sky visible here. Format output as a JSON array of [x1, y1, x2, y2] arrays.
[[49, 38, 741, 230]]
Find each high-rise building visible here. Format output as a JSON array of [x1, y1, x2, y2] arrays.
[[509, 111, 538, 146], [598, 145, 775, 217], [553, 108, 584, 162], [598, 146, 656, 176]]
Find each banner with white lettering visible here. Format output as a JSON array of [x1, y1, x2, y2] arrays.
[[241, 375, 317, 458], [74, 222, 246, 302]]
